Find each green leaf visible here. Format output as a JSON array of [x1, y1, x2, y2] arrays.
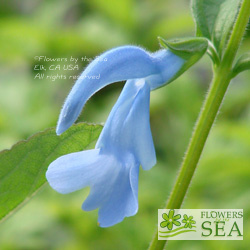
[[191, 0, 242, 55], [232, 53, 250, 78], [0, 122, 102, 223], [158, 36, 208, 81]]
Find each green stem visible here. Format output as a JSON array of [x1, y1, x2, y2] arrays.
[[149, 1, 250, 249]]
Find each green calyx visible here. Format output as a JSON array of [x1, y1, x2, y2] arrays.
[[158, 36, 208, 82]]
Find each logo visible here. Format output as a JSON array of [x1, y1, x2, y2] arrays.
[[158, 209, 243, 240]]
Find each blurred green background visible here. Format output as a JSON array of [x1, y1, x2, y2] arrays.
[[0, 0, 250, 249]]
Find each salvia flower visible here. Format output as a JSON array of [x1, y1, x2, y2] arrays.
[[46, 39, 207, 227]]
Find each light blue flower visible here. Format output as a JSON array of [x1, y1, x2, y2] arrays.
[[46, 45, 186, 227]]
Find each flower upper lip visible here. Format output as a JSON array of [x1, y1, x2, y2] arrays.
[[56, 46, 185, 135]]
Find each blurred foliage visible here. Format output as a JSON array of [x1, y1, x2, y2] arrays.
[[0, 0, 249, 249]]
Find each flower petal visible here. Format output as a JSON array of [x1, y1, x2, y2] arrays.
[[160, 221, 169, 228], [167, 222, 173, 230], [96, 79, 156, 170], [46, 149, 111, 194], [173, 214, 181, 220], [173, 220, 181, 227], [82, 152, 139, 227], [169, 209, 174, 219], [47, 148, 140, 227], [97, 160, 139, 227], [56, 46, 160, 135], [162, 213, 169, 221]]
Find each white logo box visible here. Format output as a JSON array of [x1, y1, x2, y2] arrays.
[[158, 209, 243, 240]]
